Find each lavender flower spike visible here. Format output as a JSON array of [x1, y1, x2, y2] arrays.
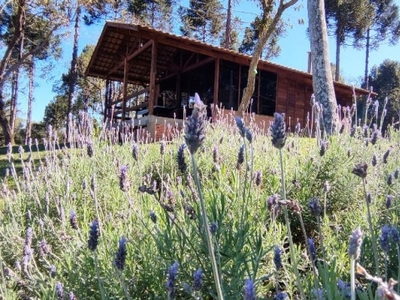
[[274, 291, 288, 300], [184, 93, 207, 155], [308, 238, 317, 261], [177, 143, 187, 173], [271, 113, 286, 149], [119, 165, 130, 192], [348, 227, 363, 260], [274, 245, 283, 271], [166, 261, 179, 299], [192, 268, 203, 291], [244, 278, 256, 300], [56, 282, 64, 300], [114, 236, 127, 270], [379, 225, 391, 253], [235, 117, 246, 138], [88, 219, 100, 251]]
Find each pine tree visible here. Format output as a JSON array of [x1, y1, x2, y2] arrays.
[[0, 0, 68, 145], [368, 60, 400, 131], [353, 0, 400, 90], [324, 0, 374, 81], [238, 16, 285, 60], [180, 0, 224, 44]]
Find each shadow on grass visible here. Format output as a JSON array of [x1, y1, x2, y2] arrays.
[[0, 143, 72, 178]]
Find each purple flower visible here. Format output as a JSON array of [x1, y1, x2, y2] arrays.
[[313, 288, 324, 299], [244, 278, 256, 300], [352, 163, 368, 179], [387, 174, 393, 186], [56, 282, 64, 300], [372, 154, 377, 167], [337, 279, 351, 298], [114, 237, 127, 270], [49, 265, 56, 278], [319, 140, 328, 156], [184, 93, 207, 155], [371, 129, 380, 145], [166, 261, 179, 299], [254, 171, 262, 186], [386, 195, 394, 209], [119, 165, 130, 192], [210, 221, 218, 235], [149, 210, 157, 224], [274, 245, 282, 270], [308, 196, 322, 217], [271, 113, 286, 149], [348, 227, 362, 259], [87, 141, 94, 157], [160, 140, 166, 156], [383, 149, 391, 164], [192, 268, 203, 291], [70, 210, 78, 230], [132, 142, 139, 161], [391, 226, 399, 244], [308, 238, 317, 261], [379, 225, 391, 253], [274, 291, 288, 300], [177, 144, 187, 173], [235, 117, 246, 138], [39, 239, 51, 257], [213, 146, 219, 164], [245, 128, 253, 143], [88, 219, 100, 251], [237, 144, 245, 168]]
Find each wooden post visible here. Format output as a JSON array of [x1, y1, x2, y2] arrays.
[[104, 79, 110, 122], [122, 57, 128, 121], [149, 40, 157, 115], [213, 57, 220, 121]]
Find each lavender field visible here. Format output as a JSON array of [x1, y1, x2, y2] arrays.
[[0, 99, 399, 300]]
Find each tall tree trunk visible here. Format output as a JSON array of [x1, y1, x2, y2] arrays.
[[224, 0, 232, 49], [238, 0, 298, 113], [9, 70, 19, 136], [308, 0, 337, 135], [364, 27, 370, 89], [360, 27, 371, 125], [25, 60, 34, 145], [0, 86, 13, 145], [0, 0, 25, 145], [335, 24, 341, 81], [66, 3, 81, 142]]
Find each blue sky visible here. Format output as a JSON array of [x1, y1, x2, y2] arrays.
[[27, 0, 400, 123]]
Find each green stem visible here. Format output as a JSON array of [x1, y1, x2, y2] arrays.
[[317, 217, 330, 299], [397, 245, 400, 294], [117, 269, 132, 300], [94, 251, 107, 300], [298, 213, 320, 300], [362, 178, 380, 277], [191, 155, 224, 300], [350, 258, 356, 300], [279, 149, 306, 299]]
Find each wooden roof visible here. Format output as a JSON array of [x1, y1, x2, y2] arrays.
[[86, 21, 371, 96]]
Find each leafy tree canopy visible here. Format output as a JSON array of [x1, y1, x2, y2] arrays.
[[368, 59, 400, 130]]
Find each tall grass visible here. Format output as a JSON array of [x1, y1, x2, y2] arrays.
[[0, 101, 399, 299]]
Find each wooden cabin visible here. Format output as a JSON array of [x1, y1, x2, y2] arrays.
[[85, 21, 370, 140]]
